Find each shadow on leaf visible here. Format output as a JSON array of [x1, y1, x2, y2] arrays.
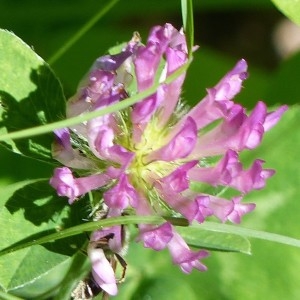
[[5, 180, 67, 226], [4, 180, 88, 256], [0, 64, 66, 163]]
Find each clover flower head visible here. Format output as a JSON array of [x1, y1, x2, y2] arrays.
[[50, 23, 287, 295]]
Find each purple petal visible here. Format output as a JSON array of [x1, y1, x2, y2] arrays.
[[145, 117, 197, 163], [131, 94, 158, 124], [208, 196, 235, 222], [131, 24, 186, 126], [173, 59, 248, 134], [155, 181, 211, 223], [67, 70, 115, 118], [209, 196, 255, 223], [86, 70, 115, 101], [53, 128, 72, 150], [157, 30, 188, 126], [239, 101, 267, 149], [227, 197, 256, 224], [214, 59, 248, 101], [130, 24, 187, 137], [52, 128, 95, 169], [88, 244, 117, 296], [193, 196, 214, 223], [264, 105, 288, 131], [166, 29, 188, 73], [134, 192, 156, 216], [229, 159, 275, 193], [160, 161, 198, 193], [192, 102, 273, 157], [139, 222, 173, 251], [95, 37, 138, 71], [93, 83, 128, 111], [167, 230, 209, 273], [155, 80, 182, 127], [133, 26, 168, 91], [189, 149, 274, 194], [188, 150, 242, 186], [91, 222, 124, 254], [104, 175, 138, 209], [87, 118, 134, 166], [200, 88, 232, 125]]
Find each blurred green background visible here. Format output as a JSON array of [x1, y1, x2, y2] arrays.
[[1, 0, 300, 299]]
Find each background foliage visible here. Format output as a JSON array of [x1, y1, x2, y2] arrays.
[[0, 0, 300, 299]]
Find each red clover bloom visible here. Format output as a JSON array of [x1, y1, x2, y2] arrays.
[[50, 23, 287, 296]]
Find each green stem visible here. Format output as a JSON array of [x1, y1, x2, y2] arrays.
[[48, 0, 120, 65], [0, 215, 164, 256], [0, 60, 191, 142], [2, 216, 300, 257], [181, 0, 194, 58]]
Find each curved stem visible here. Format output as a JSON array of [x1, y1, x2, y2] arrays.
[[48, 0, 120, 65]]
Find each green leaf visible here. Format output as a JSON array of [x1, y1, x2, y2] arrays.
[[200, 222, 300, 249], [6, 255, 73, 299], [266, 52, 300, 106], [0, 29, 66, 162], [0, 291, 22, 300], [176, 223, 251, 254], [53, 250, 91, 300], [271, 0, 300, 25], [0, 179, 85, 297], [132, 276, 198, 300]]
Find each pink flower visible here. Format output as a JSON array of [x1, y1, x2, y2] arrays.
[[49, 167, 109, 204], [167, 229, 209, 273], [139, 222, 173, 251], [49, 23, 287, 292]]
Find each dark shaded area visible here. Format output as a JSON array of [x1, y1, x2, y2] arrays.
[[0, 145, 54, 181], [0, 90, 53, 162], [4, 180, 89, 256], [194, 8, 283, 70], [0, 229, 86, 258], [5, 180, 67, 226], [0, 1, 284, 95], [0, 0, 282, 68]]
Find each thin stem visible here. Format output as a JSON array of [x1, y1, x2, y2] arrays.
[[0, 60, 191, 142], [48, 0, 120, 65], [181, 0, 194, 58], [201, 222, 300, 248], [0, 215, 164, 256]]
